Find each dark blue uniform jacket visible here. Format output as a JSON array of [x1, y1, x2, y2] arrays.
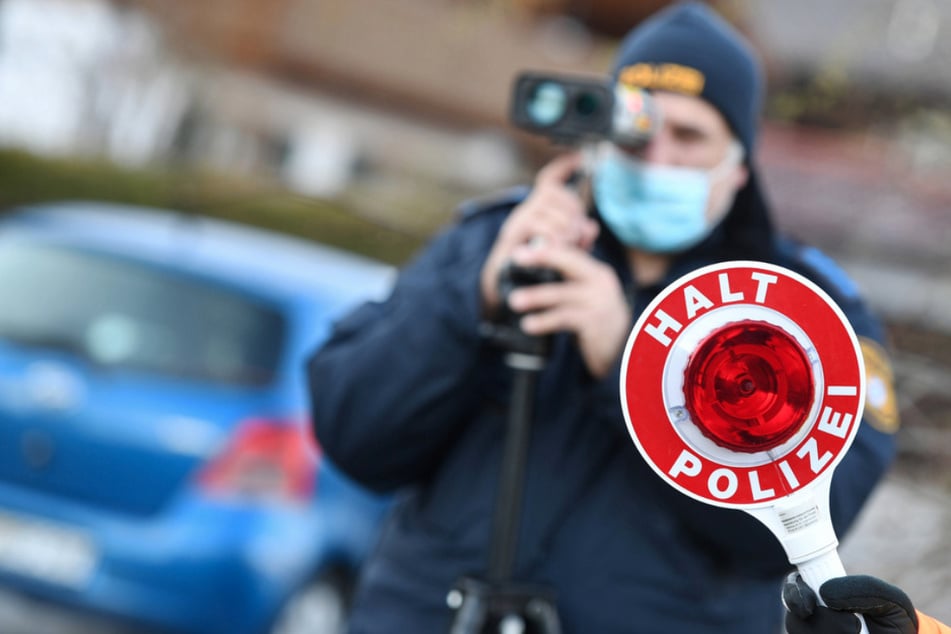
[[307, 172, 897, 634]]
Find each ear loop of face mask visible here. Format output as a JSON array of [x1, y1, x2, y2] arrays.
[[705, 140, 746, 219], [708, 140, 745, 183]]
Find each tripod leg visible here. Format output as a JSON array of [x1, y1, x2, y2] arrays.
[[447, 350, 562, 634], [487, 360, 540, 582]]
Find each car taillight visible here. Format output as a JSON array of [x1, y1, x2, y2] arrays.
[[684, 320, 814, 453], [198, 418, 318, 503]]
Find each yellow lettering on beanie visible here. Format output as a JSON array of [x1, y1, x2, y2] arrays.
[[618, 63, 705, 96]]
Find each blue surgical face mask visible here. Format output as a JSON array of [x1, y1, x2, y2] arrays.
[[592, 144, 741, 253]]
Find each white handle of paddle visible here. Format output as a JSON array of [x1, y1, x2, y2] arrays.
[[797, 550, 869, 634]]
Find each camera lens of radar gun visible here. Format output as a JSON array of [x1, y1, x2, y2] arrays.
[[525, 81, 568, 127], [525, 81, 603, 127]]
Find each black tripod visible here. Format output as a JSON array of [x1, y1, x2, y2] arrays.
[[447, 266, 563, 634]]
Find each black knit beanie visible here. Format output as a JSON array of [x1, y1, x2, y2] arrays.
[[611, 1, 764, 159]]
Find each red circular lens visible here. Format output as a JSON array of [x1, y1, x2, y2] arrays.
[[683, 320, 814, 453]]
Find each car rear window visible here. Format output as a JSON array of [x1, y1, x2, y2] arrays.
[[0, 239, 286, 386]]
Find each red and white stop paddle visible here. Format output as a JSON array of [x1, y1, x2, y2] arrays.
[[620, 261, 868, 631]]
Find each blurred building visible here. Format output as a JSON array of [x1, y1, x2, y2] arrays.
[[0, 0, 629, 202], [124, 0, 637, 199]]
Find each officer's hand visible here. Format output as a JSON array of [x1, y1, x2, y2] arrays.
[[505, 242, 630, 378], [783, 572, 918, 634], [481, 153, 599, 316]]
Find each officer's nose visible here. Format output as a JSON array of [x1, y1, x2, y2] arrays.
[[640, 129, 677, 166]]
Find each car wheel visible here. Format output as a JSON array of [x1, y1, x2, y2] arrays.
[[269, 571, 352, 634]]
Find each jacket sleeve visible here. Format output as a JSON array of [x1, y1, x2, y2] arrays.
[[306, 216, 499, 492], [918, 612, 951, 634]]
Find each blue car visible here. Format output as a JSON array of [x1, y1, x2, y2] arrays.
[[0, 201, 395, 634]]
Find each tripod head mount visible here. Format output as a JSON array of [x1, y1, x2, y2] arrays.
[[480, 261, 563, 360]]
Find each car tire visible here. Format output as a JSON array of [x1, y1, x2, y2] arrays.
[[269, 570, 352, 634]]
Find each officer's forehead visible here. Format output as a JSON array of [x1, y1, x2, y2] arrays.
[[647, 91, 732, 136]]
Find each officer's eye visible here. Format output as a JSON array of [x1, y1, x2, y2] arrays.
[[615, 143, 647, 160], [670, 125, 707, 144]]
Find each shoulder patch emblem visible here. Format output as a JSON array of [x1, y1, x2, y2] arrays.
[[859, 337, 900, 433]]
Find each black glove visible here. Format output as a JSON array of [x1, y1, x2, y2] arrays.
[[783, 572, 919, 634]]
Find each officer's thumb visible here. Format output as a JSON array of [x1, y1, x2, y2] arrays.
[[820, 575, 918, 634], [784, 572, 862, 634]]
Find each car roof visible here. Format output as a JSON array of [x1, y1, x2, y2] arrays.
[[1, 200, 396, 305]]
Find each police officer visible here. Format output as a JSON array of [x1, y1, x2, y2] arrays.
[[307, 3, 898, 632]]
